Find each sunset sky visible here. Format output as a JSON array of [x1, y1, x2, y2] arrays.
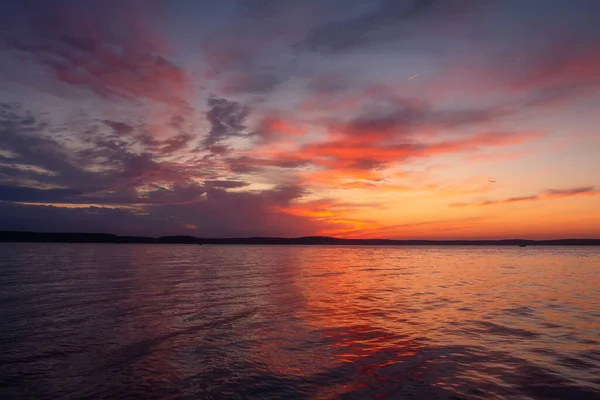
[[0, 0, 599, 239]]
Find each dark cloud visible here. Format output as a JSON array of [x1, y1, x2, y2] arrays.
[[0, 104, 108, 191], [158, 133, 195, 155], [0, 105, 202, 204], [335, 97, 507, 142], [545, 187, 597, 197], [0, 202, 177, 237], [203, 96, 250, 148], [298, 0, 469, 53], [0, 103, 335, 236], [0, 183, 330, 237], [339, 102, 427, 139], [502, 195, 538, 204], [0, 185, 81, 203], [204, 145, 231, 155], [201, 44, 290, 95], [169, 115, 186, 130], [143, 184, 315, 237], [77, 183, 207, 206], [102, 120, 134, 136], [204, 180, 249, 189], [225, 70, 288, 95], [197, 0, 311, 95], [226, 156, 310, 174]]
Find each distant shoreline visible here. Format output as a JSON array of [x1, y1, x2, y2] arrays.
[[1, 231, 599, 246]]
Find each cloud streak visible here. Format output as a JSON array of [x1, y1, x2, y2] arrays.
[[450, 187, 598, 208]]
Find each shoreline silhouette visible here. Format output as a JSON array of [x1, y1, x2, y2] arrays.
[[1, 231, 599, 246]]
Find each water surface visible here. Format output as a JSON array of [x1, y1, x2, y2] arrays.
[[1, 244, 599, 399]]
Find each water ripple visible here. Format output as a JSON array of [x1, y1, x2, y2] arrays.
[[1, 244, 599, 399]]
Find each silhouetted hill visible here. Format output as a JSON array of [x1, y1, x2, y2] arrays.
[[1, 231, 599, 245], [157, 236, 203, 244]]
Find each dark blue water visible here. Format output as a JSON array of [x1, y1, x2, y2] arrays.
[[1, 244, 599, 399]]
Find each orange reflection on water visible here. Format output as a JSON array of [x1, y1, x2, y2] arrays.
[[2, 244, 600, 398], [48, 244, 599, 399], [286, 246, 600, 398]]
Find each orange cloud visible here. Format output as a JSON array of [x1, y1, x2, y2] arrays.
[[259, 116, 305, 137], [292, 131, 542, 178], [273, 199, 381, 237], [300, 169, 385, 186]]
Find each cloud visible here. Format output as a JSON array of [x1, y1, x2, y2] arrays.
[[498, 44, 600, 108], [545, 187, 598, 198], [228, 94, 535, 184], [425, 131, 542, 155], [1, 1, 599, 239], [299, 0, 455, 53], [333, 97, 507, 142], [293, 131, 540, 183], [254, 115, 305, 142], [0, 181, 351, 237], [102, 120, 135, 136], [0, 104, 352, 237], [352, 215, 491, 239], [0, 105, 198, 203], [0, 202, 172, 236], [196, 1, 317, 95], [226, 155, 310, 174], [0, 104, 109, 191], [158, 133, 196, 155], [459, 1, 600, 107], [203, 180, 249, 189], [450, 187, 598, 207], [512, 33, 600, 94], [1, 0, 198, 154], [0, 185, 81, 203], [3, 0, 190, 108], [226, 94, 541, 185], [202, 96, 250, 148], [272, 198, 381, 237]]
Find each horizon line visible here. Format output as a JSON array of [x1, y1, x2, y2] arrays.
[[1, 231, 600, 244]]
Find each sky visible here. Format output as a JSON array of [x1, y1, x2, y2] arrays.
[[0, 0, 599, 239]]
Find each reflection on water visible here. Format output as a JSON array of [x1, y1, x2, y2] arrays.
[[1, 244, 599, 399]]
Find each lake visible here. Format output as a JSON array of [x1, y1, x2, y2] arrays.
[[1, 244, 599, 399]]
